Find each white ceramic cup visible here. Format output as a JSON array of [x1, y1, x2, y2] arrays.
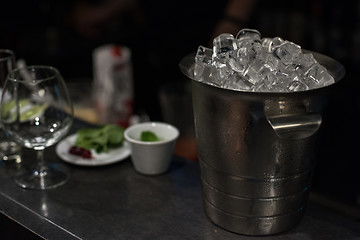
[[124, 122, 179, 175]]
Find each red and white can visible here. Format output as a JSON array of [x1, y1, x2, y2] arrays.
[[92, 45, 134, 127]]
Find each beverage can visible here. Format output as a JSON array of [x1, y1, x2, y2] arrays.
[[92, 45, 134, 127]]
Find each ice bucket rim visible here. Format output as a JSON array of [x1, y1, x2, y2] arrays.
[[179, 50, 345, 96]]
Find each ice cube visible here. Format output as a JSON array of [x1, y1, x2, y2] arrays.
[[261, 37, 284, 52], [224, 73, 253, 91], [321, 71, 335, 86], [260, 67, 277, 88], [288, 81, 309, 92], [305, 64, 326, 84], [250, 67, 278, 92], [244, 59, 265, 85], [274, 70, 295, 88], [304, 63, 335, 88], [228, 48, 251, 73], [261, 38, 272, 52], [194, 61, 220, 83], [255, 81, 280, 92], [198, 66, 226, 87], [236, 28, 261, 41], [254, 83, 267, 92], [212, 33, 237, 61], [255, 45, 269, 61], [194, 62, 204, 80], [299, 53, 317, 67], [195, 45, 213, 64], [274, 41, 301, 65], [194, 46, 213, 81], [264, 53, 282, 71], [292, 53, 317, 73], [194, 62, 207, 81], [236, 39, 263, 66], [271, 37, 285, 50], [228, 57, 245, 73], [217, 63, 233, 80]]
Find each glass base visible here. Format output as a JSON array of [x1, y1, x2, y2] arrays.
[[15, 164, 70, 190]]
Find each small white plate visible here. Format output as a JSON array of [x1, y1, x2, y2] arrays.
[[56, 133, 130, 166]]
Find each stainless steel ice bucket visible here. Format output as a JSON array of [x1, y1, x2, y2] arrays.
[[180, 51, 345, 235]]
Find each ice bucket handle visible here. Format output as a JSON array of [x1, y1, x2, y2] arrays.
[[267, 113, 322, 139]]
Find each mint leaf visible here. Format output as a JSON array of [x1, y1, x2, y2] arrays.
[[140, 131, 160, 142], [75, 124, 125, 153]]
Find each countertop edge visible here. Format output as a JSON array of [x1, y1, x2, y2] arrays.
[[0, 192, 80, 240]]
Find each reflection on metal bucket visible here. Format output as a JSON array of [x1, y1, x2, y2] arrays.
[[180, 51, 345, 235]]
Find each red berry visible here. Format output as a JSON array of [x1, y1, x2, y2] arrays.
[[69, 146, 82, 155], [69, 146, 92, 159], [82, 150, 92, 159]]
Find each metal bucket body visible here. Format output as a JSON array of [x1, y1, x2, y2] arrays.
[[180, 51, 345, 235], [193, 81, 320, 235]]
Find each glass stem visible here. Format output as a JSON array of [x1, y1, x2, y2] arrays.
[[35, 149, 47, 177]]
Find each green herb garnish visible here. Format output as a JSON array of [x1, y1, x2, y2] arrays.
[[75, 124, 125, 153], [140, 131, 160, 142], [2, 99, 48, 122]]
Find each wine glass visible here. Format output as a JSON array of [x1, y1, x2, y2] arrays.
[[0, 65, 73, 189], [0, 49, 21, 164]]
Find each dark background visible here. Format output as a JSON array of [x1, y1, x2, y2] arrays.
[[0, 0, 359, 217]]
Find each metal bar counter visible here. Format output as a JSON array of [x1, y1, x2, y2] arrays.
[[0, 119, 360, 239]]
